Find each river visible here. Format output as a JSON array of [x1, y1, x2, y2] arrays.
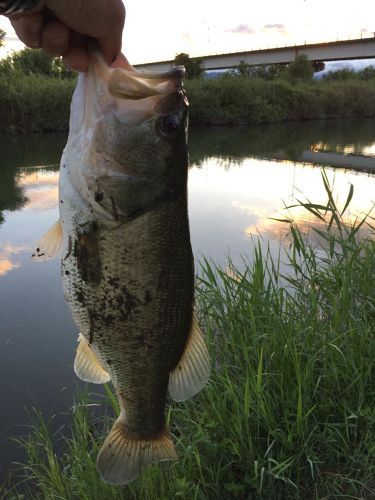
[[1, 118, 375, 485]]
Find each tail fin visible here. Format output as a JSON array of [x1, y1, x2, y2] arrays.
[[96, 416, 177, 485]]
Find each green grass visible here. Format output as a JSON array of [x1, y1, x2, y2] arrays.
[[5, 172, 375, 499], [0, 74, 75, 133], [186, 77, 375, 125]]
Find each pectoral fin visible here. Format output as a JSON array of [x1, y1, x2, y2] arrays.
[[32, 219, 63, 262], [168, 314, 210, 402], [74, 334, 111, 384]]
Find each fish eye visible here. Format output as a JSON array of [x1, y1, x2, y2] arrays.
[[157, 114, 180, 137]]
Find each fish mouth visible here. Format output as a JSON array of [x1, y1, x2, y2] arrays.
[[107, 63, 187, 103], [69, 53, 188, 137]]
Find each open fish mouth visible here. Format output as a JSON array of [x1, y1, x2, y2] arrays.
[[70, 52, 188, 139], [108, 63, 186, 101]]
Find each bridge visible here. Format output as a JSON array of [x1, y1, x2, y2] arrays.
[[135, 37, 375, 73]]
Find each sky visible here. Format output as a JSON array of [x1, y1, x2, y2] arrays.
[[0, 0, 374, 64]]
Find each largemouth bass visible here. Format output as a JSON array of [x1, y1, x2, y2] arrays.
[[32, 52, 210, 485]]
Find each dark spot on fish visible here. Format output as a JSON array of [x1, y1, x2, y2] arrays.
[[64, 236, 72, 261], [109, 195, 119, 220], [103, 314, 114, 326], [60, 200, 64, 204], [75, 223, 102, 284], [118, 285, 141, 319], [88, 311, 95, 345], [108, 276, 120, 288], [65, 270, 70, 276], [144, 290, 151, 304], [116, 295, 124, 307], [76, 289, 85, 305], [95, 191, 104, 202]]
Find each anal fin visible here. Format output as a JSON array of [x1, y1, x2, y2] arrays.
[[74, 334, 111, 384], [32, 219, 63, 262], [168, 314, 210, 402]]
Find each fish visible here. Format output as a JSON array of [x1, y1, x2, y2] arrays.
[[32, 51, 210, 485]]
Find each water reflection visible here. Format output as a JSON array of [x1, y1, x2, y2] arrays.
[[0, 163, 26, 225], [189, 117, 375, 163], [0, 134, 64, 227], [0, 244, 30, 277], [18, 170, 59, 211]]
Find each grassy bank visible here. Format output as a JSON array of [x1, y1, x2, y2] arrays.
[[186, 77, 375, 125], [4, 173, 375, 499], [1, 72, 375, 131], [0, 74, 75, 133]]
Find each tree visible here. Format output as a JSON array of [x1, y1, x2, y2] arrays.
[[174, 53, 204, 79], [11, 48, 55, 76], [323, 68, 357, 81], [234, 60, 253, 77], [359, 66, 375, 80], [232, 60, 285, 80], [0, 47, 74, 78], [283, 54, 314, 82], [0, 28, 5, 48]]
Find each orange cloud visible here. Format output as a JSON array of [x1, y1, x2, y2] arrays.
[[0, 259, 19, 276], [17, 171, 59, 211], [0, 244, 31, 277]]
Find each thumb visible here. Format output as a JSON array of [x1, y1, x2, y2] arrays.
[[46, 0, 125, 63]]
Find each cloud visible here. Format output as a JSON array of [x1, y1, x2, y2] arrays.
[[226, 24, 254, 34], [0, 259, 19, 276], [18, 171, 59, 211], [262, 23, 287, 34], [0, 244, 31, 277]]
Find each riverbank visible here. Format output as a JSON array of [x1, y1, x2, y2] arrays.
[[4, 174, 375, 499], [186, 77, 375, 125], [1, 74, 375, 132], [0, 75, 74, 133]]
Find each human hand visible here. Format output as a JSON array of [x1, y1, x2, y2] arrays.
[[8, 0, 125, 71]]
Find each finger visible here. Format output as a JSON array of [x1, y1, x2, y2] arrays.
[[46, 0, 125, 63], [40, 20, 69, 56], [46, 0, 122, 37], [97, 12, 124, 64], [62, 45, 89, 72], [10, 12, 43, 48]]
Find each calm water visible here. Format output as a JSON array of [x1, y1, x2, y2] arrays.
[[1, 119, 375, 483]]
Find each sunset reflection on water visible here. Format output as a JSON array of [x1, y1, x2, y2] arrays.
[[1, 154, 375, 277]]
